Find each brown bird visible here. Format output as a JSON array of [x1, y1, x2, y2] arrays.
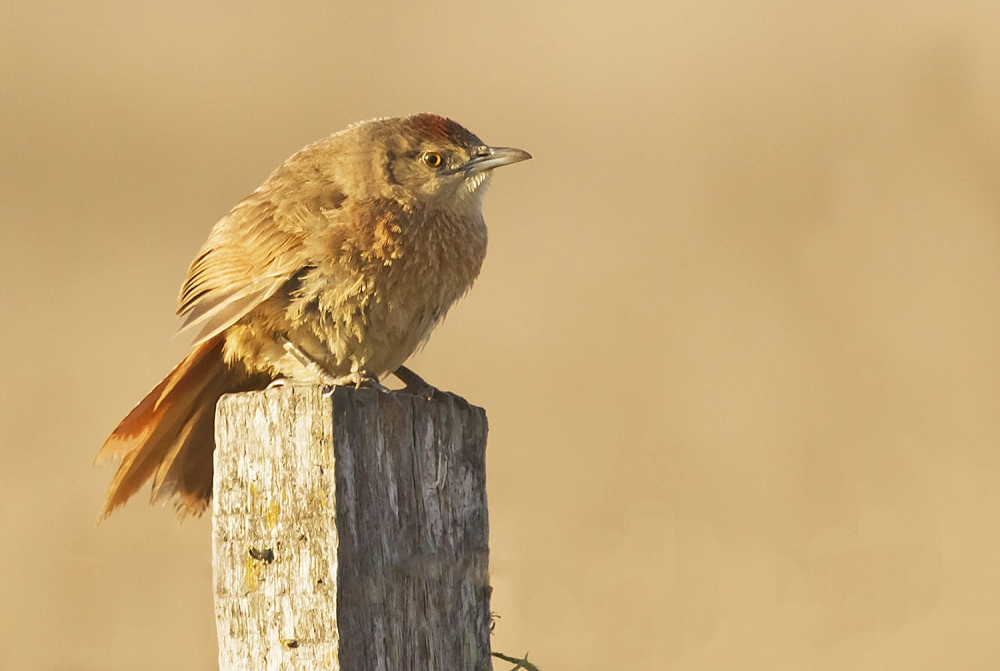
[[96, 113, 530, 519]]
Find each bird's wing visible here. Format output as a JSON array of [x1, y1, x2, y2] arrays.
[[176, 195, 317, 346]]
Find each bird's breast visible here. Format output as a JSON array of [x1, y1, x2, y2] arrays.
[[283, 204, 488, 377]]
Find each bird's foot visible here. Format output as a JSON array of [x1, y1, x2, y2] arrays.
[[268, 377, 345, 400], [392, 365, 440, 400], [267, 377, 322, 389], [277, 337, 386, 392], [327, 371, 388, 393], [279, 337, 340, 386]]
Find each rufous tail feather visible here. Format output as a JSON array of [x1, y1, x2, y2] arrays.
[[96, 334, 268, 519]]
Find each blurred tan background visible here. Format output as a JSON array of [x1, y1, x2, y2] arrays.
[[2, 0, 999, 668]]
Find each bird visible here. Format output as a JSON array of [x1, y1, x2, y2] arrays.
[[96, 113, 530, 519]]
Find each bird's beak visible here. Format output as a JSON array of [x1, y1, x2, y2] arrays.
[[459, 146, 532, 175]]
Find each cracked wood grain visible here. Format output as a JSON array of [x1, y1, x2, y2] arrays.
[[213, 385, 492, 671]]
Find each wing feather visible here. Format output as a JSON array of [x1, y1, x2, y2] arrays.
[[176, 145, 350, 346], [176, 196, 315, 346]]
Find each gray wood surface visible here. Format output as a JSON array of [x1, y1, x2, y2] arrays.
[[212, 385, 492, 670]]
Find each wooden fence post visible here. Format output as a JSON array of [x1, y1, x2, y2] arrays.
[[212, 385, 492, 670]]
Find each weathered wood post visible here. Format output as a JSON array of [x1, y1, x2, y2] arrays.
[[212, 385, 492, 670]]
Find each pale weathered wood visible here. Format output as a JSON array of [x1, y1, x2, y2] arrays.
[[212, 385, 492, 671]]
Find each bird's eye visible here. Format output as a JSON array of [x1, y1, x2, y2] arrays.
[[422, 152, 443, 168]]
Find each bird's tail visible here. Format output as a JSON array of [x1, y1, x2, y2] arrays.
[[96, 334, 268, 519]]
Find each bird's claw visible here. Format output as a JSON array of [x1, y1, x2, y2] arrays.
[[329, 371, 388, 393]]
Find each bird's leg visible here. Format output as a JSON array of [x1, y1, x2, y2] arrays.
[[393, 365, 439, 400], [279, 337, 339, 386], [279, 337, 388, 392]]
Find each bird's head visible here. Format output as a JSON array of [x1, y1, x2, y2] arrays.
[[334, 114, 531, 210]]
